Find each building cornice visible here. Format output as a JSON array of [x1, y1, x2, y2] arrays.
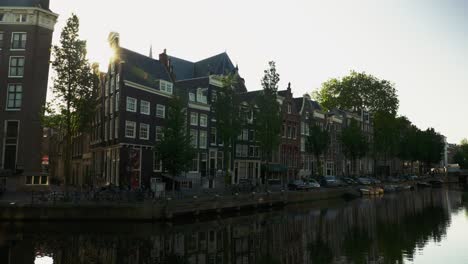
[[124, 80, 173, 98]]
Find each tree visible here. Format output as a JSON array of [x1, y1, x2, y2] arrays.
[[373, 111, 403, 176], [419, 128, 445, 173], [213, 74, 242, 185], [454, 139, 468, 169], [45, 14, 97, 190], [314, 71, 399, 115], [255, 61, 282, 184], [155, 95, 196, 193], [305, 122, 330, 177], [341, 119, 368, 176]]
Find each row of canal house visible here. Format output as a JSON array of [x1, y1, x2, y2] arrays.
[[85, 33, 373, 191]]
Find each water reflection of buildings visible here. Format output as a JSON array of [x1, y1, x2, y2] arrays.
[[0, 189, 466, 264]]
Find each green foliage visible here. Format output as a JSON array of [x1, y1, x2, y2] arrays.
[[373, 112, 404, 160], [213, 74, 242, 175], [305, 122, 330, 176], [341, 119, 368, 161], [256, 61, 282, 162], [155, 96, 196, 181], [418, 128, 445, 166], [314, 71, 399, 115], [455, 140, 468, 169], [48, 14, 97, 134], [45, 14, 97, 188]]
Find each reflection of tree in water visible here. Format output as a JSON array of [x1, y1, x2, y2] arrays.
[[376, 205, 450, 263], [2, 190, 461, 264], [309, 238, 333, 264], [343, 227, 372, 264]]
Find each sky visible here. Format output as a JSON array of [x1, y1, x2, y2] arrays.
[[48, 0, 468, 144]]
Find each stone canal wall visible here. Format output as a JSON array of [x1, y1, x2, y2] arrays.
[[0, 188, 358, 221]]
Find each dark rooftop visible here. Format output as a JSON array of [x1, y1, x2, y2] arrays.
[[0, 0, 51, 11], [118, 47, 172, 88], [169, 52, 236, 81]]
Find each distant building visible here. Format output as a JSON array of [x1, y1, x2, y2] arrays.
[[0, 0, 58, 190]]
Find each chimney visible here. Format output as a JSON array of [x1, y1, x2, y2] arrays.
[[159, 49, 169, 68], [108, 32, 120, 48], [287, 82, 291, 92], [39, 0, 50, 9]]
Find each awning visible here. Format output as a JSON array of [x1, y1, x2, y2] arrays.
[[262, 164, 287, 173]]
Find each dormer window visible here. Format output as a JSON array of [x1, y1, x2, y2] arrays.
[[197, 88, 207, 104], [160, 80, 173, 94], [15, 14, 27, 23]]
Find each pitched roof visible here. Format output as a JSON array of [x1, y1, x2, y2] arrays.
[[239, 90, 263, 103], [118, 47, 172, 88], [169, 52, 236, 81], [0, 0, 51, 11]]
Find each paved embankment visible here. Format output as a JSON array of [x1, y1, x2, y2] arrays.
[[0, 188, 358, 221]]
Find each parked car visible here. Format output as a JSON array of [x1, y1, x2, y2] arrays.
[[368, 177, 381, 184], [387, 177, 400, 183], [342, 177, 358, 185], [357, 177, 372, 185], [320, 176, 340, 187], [405, 175, 418, 181], [288, 180, 309, 191], [305, 178, 321, 188]]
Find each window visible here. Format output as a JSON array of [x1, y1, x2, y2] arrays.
[[236, 145, 248, 157], [26, 176, 48, 185], [190, 153, 199, 172], [115, 91, 119, 111], [153, 152, 162, 172], [287, 103, 292, 114], [199, 130, 207, 149], [9, 57, 25, 77], [11, 33, 26, 50], [126, 97, 136, 112], [217, 151, 223, 170], [190, 112, 198, 126], [156, 104, 165, 118], [197, 88, 207, 104], [0, 13, 4, 22], [189, 92, 195, 102], [242, 129, 248, 141], [114, 117, 119, 139], [200, 114, 208, 127], [139, 123, 149, 140], [292, 127, 297, 139], [140, 100, 150, 115], [211, 91, 217, 103], [155, 126, 163, 141], [160, 80, 173, 94], [190, 129, 198, 147], [125, 121, 136, 138], [210, 128, 216, 145], [6, 84, 22, 110], [0, 32, 4, 49], [301, 137, 305, 152], [248, 130, 254, 141], [15, 14, 27, 23]]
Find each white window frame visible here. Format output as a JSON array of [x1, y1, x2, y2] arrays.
[[199, 130, 207, 149], [139, 123, 149, 140], [153, 152, 162, 172], [189, 92, 195, 102], [0, 32, 4, 50], [6, 83, 22, 111], [10, 32, 27, 50], [126, 97, 137, 112], [155, 126, 163, 141], [210, 127, 216, 146], [156, 104, 165, 118], [8, 56, 25, 78], [140, 100, 150, 115], [15, 14, 27, 23], [190, 129, 198, 148], [125, 121, 136, 138], [159, 80, 173, 94], [200, 114, 208, 127], [190, 112, 198, 126]]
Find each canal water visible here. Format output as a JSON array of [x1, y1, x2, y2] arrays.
[[1, 188, 467, 264]]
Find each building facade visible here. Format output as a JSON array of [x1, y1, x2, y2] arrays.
[[0, 0, 58, 190]]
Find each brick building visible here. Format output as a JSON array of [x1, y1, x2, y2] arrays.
[[0, 0, 57, 190]]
